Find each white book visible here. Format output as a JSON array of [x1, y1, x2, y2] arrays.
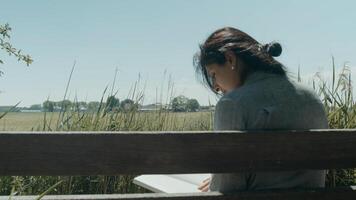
[[133, 174, 211, 193]]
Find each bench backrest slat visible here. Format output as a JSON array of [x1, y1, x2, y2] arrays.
[[0, 130, 356, 176]]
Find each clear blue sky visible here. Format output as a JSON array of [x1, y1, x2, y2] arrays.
[[1, 0, 355, 106]]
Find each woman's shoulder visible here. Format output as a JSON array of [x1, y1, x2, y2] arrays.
[[284, 76, 323, 104], [214, 90, 249, 118], [219, 72, 322, 108]]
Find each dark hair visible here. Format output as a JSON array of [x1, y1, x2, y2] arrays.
[[193, 27, 287, 94]]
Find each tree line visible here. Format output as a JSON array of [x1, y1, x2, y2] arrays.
[[40, 96, 138, 112], [20, 95, 207, 112]]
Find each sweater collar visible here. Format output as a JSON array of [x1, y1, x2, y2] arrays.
[[243, 71, 284, 86]]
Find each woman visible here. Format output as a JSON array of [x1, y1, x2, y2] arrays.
[[194, 27, 328, 192]]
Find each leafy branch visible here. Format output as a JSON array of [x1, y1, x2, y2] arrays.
[[0, 23, 33, 75]]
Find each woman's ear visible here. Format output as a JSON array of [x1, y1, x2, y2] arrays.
[[224, 51, 237, 67]]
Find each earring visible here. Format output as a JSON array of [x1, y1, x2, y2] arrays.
[[231, 65, 235, 70]]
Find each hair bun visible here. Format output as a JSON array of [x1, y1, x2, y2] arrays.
[[265, 42, 282, 57]]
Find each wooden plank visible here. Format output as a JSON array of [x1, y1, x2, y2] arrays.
[[1, 189, 356, 200], [0, 129, 356, 175]]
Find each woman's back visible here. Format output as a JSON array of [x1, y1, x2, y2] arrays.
[[210, 71, 328, 192]]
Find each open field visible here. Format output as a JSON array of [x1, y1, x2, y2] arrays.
[[0, 110, 214, 195], [0, 111, 213, 131], [0, 112, 53, 131]]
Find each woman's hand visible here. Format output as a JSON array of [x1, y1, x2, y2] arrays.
[[198, 177, 211, 192]]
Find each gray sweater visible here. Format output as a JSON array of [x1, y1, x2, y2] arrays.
[[209, 71, 328, 192]]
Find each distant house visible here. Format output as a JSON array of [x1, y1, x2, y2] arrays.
[[199, 105, 215, 112], [53, 106, 61, 112], [20, 109, 42, 113], [78, 105, 87, 112], [139, 103, 171, 112]]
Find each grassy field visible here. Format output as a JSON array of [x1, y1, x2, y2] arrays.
[[0, 110, 213, 196], [0, 112, 52, 131], [0, 111, 213, 131]]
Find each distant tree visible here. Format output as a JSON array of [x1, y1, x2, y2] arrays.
[[58, 100, 72, 111], [77, 101, 87, 107], [43, 100, 55, 112], [186, 99, 200, 112], [120, 99, 137, 112], [87, 101, 100, 112], [29, 104, 42, 110], [0, 23, 33, 75], [106, 96, 120, 112], [171, 95, 189, 112]]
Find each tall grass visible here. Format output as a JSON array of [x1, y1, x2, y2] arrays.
[[311, 57, 356, 187], [0, 69, 213, 195]]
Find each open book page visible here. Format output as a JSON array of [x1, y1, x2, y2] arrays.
[[133, 174, 211, 193]]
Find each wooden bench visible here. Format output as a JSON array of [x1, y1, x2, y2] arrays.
[[0, 129, 355, 199]]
